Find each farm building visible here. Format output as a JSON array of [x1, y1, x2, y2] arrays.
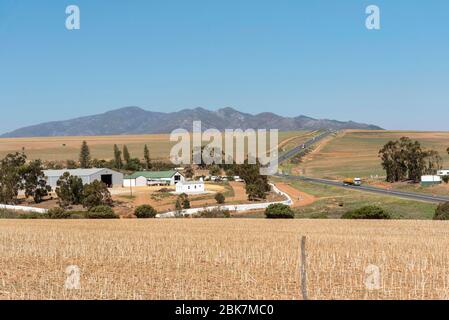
[[43, 168, 123, 188], [123, 170, 184, 187], [420, 175, 442, 186], [437, 169, 449, 176], [175, 181, 205, 194]]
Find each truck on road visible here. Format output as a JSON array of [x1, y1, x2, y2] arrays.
[[343, 177, 362, 186]]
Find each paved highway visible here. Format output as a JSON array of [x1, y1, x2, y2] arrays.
[[276, 131, 449, 204]]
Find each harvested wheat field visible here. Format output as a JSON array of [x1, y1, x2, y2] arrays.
[[1, 219, 449, 300]]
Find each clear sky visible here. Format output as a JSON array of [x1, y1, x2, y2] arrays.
[[0, 0, 448, 133]]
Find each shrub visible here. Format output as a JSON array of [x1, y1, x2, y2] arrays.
[[265, 203, 294, 219], [342, 206, 391, 220], [86, 206, 118, 219], [0, 209, 19, 219], [18, 212, 47, 219], [135, 205, 157, 218], [214, 192, 225, 204], [442, 176, 449, 184], [194, 208, 231, 218], [434, 202, 449, 220], [47, 207, 71, 219]]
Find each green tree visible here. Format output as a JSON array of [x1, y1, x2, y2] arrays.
[[22, 159, 51, 203], [265, 203, 294, 219], [82, 180, 113, 209], [66, 159, 79, 169], [177, 193, 190, 209], [143, 144, 151, 170], [0, 152, 27, 204], [55, 172, 84, 208], [135, 205, 157, 218], [214, 192, 225, 204], [434, 202, 449, 220], [113, 144, 122, 169], [209, 165, 221, 176], [123, 145, 131, 164], [342, 206, 391, 219], [184, 165, 194, 179], [79, 141, 91, 168]]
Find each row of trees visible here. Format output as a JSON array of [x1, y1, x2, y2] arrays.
[[79, 141, 152, 171], [0, 153, 50, 204], [379, 137, 444, 183]]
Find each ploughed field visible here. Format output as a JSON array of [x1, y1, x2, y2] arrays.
[[1, 219, 449, 300]]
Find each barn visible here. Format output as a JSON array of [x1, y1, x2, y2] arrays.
[[123, 170, 185, 187], [43, 168, 123, 188]]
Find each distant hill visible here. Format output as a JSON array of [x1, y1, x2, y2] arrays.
[[1, 106, 383, 137]]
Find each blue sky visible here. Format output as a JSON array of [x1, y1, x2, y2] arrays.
[[0, 0, 448, 133]]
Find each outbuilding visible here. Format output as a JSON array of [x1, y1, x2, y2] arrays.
[[420, 175, 442, 186], [175, 181, 205, 194], [43, 168, 123, 188], [123, 170, 184, 187], [437, 169, 449, 177]]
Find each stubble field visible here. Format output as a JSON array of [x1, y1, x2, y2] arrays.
[[300, 130, 449, 179], [1, 219, 449, 300], [0, 131, 306, 162]]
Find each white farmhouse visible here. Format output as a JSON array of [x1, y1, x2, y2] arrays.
[[175, 181, 205, 194], [437, 169, 449, 176]]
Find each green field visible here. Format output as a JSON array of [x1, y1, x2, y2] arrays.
[[272, 178, 438, 220]]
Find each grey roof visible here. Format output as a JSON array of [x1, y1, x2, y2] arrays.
[[43, 168, 109, 177], [178, 181, 204, 185]]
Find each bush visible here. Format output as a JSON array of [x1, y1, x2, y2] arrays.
[[342, 206, 391, 220], [434, 202, 449, 220], [0, 209, 19, 219], [86, 206, 118, 219], [442, 176, 449, 184], [194, 208, 231, 218], [82, 180, 112, 209], [214, 192, 225, 204], [135, 205, 157, 218], [47, 207, 71, 219], [265, 203, 294, 219]]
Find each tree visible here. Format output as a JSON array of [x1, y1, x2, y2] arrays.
[[214, 192, 225, 204], [265, 203, 294, 219], [86, 206, 118, 219], [79, 141, 91, 168], [82, 180, 113, 209], [143, 144, 151, 170], [125, 158, 143, 171], [434, 202, 449, 220], [379, 137, 441, 183], [135, 205, 157, 218], [184, 165, 194, 179], [55, 172, 84, 208], [177, 193, 190, 209], [209, 165, 221, 176], [113, 145, 123, 169], [22, 160, 51, 203], [232, 161, 270, 200], [123, 145, 131, 164], [66, 159, 79, 169], [0, 152, 27, 204]]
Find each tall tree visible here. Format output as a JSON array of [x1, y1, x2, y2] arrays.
[[0, 152, 27, 204], [123, 145, 130, 164], [143, 144, 151, 169], [79, 141, 91, 168], [55, 172, 84, 208], [113, 144, 122, 169], [22, 159, 51, 203]]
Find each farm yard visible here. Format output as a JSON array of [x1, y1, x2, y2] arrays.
[[1, 219, 449, 300]]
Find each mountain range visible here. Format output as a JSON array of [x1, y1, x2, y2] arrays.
[[1, 107, 383, 137]]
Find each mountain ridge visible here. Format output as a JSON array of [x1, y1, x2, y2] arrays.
[[1, 106, 383, 137]]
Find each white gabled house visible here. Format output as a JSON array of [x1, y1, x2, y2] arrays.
[[123, 170, 184, 187], [175, 181, 205, 194]]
